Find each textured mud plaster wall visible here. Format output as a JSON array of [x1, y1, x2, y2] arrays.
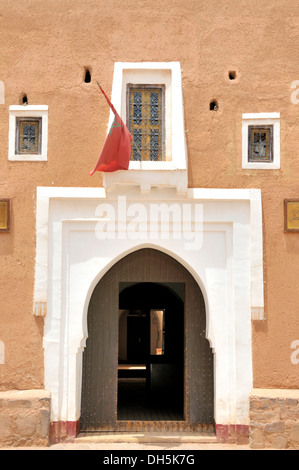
[[0, 0, 299, 390]]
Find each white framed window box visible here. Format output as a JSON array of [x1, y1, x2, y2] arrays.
[[9, 105, 48, 161], [102, 62, 188, 193], [242, 113, 280, 169]]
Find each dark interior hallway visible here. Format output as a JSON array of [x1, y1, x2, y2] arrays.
[[118, 282, 184, 421]]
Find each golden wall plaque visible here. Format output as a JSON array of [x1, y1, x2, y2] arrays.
[[284, 199, 299, 232], [0, 199, 10, 231]]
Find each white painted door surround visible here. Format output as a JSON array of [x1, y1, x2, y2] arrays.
[[33, 185, 264, 435]]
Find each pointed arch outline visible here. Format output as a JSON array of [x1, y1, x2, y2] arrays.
[[81, 242, 212, 353]]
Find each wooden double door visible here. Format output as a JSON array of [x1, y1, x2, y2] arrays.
[[80, 248, 214, 432]]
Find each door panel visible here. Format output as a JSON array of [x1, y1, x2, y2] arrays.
[[80, 270, 118, 430], [186, 278, 214, 426]]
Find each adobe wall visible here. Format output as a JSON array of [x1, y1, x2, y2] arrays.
[[0, 0, 299, 394]]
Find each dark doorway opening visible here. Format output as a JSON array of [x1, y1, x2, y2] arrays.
[[118, 282, 184, 421]]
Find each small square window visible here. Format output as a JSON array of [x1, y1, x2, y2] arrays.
[[16, 117, 42, 155], [242, 113, 280, 170], [9, 105, 48, 161], [248, 125, 273, 163], [127, 84, 165, 161]]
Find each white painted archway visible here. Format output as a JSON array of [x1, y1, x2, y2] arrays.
[[34, 186, 264, 440]]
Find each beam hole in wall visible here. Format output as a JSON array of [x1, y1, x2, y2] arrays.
[[229, 71, 237, 80], [21, 94, 28, 105], [84, 68, 91, 83], [210, 100, 218, 111]]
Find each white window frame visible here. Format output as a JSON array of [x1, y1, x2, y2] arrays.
[[242, 113, 280, 169], [9, 105, 48, 161], [110, 62, 187, 171], [103, 62, 187, 193]]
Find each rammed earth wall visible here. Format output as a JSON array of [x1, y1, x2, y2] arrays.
[[0, 390, 50, 447], [250, 389, 299, 449]]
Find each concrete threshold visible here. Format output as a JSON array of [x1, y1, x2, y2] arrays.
[[75, 432, 218, 445]]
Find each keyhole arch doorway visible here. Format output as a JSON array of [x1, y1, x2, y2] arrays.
[[80, 248, 214, 433]]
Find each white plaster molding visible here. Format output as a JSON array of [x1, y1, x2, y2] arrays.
[[33, 186, 106, 316], [188, 187, 264, 320], [35, 186, 263, 428], [251, 307, 265, 321], [33, 301, 47, 317], [34, 186, 264, 323], [102, 62, 188, 193], [8, 105, 48, 161], [249, 189, 265, 320], [242, 112, 280, 170]]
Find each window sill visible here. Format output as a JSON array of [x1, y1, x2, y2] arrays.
[[9, 153, 47, 162], [129, 161, 182, 170], [242, 162, 280, 170], [103, 166, 187, 194]]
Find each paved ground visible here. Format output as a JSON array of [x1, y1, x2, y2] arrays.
[[1, 433, 253, 451], [2, 442, 252, 450]]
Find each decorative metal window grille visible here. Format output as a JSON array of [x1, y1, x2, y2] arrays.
[[248, 125, 273, 163], [16, 117, 42, 155], [127, 85, 164, 161]]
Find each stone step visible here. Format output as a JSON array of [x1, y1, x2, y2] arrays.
[[75, 432, 218, 444]]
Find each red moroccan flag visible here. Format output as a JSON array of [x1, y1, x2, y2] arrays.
[[89, 83, 133, 174]]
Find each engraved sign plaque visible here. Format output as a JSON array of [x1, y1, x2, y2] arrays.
[[284, 199, 299, 232], [0, 199, 10, 232]]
